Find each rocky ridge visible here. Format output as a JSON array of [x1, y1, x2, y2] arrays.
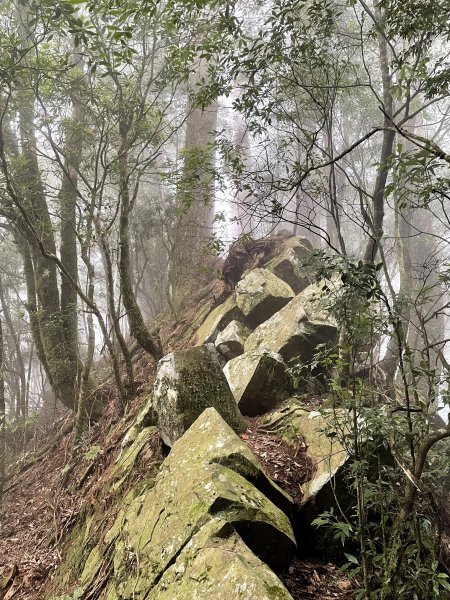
[[4, 235, 356, 600]]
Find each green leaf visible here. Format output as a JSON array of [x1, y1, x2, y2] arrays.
[[344, 553, 359, 565]]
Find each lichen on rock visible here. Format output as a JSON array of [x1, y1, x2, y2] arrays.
[[148, 518, 294, 599], [258, 398, 349, 506], [193, 293, 244, 345], [215, 319, 251, 360], [78, 408, 296, 599], [235, 268, 295, 327], [244, 281, 338, 365], [224, 349, 291, 416], [265, 237, 313, 294], [153, 345, 246, 446]]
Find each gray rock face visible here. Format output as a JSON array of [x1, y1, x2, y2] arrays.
[[245, 282, 338, 365], [235, 268, 295, 327], [194, 294, 244, 345], [265, 237, 312, 293], [224, 349, 291, 416], [215, 319, 251, 360], [153, 345, 246, 446]]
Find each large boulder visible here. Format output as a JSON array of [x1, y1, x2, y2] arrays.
[[258, 399, 391, 558], [224, 349, 291, 416], [258, 399, 349, 506], [235, 268, 295, 327], [193, 293, 244, 345], [153, 345, 246, 446], [222, 233, 313, 290], [265, 236, 313, 293], [215, 319, 251, 360], [83, 408, 296, 599], [245, 282, 338, 365], [149, 518, 294, 599]]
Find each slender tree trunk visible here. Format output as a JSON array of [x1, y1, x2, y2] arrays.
[[73, 244, 96, 443], [0, 274, 27, 419], [324, 121, 347, 254], [16, 234, 53, 390], [95, 218, 135, 398], [0, 316, 5, 502], [118, 121, 163, 360], [381, 427, 450, 598], [363, 4, 395, 264]]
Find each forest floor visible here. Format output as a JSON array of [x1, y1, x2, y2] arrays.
[[0, 276, 357, 599]]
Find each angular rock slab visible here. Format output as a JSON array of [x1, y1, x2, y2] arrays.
[[215, 319, 251, 360], [235, 268, 294, 327], [265, 236, 313, 294], [96, 408, 296, 599], [193, 293, 244, 345], [120, 392, 156, 449], [245, 282, 338, 365], [258, 399, 393, 559], [112, 426, 161, 491], [153, 345, 246, 446], [258, 398, 349, 506], [148, 518, 294, 599], [224, 349, 291, 416]]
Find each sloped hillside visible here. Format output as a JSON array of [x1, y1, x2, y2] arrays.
[[0, 235, 357, 600]]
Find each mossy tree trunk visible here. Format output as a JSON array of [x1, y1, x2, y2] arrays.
[[17, 92, 79, 411], [0, 5, 81, 412], [58, 53, 84, 406]]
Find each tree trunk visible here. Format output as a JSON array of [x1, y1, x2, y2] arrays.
[[58, 51, 84, 401], [95, 217, 135, 397], [6, 6, 80, 410], [170, 60, 218, 289], [363, 4, 395, 264], [0, 316, 5, 502], [0, 274, 26, 419], [118, 121, 163, 361]]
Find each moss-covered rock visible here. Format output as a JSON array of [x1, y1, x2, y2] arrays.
[[259, 399, 394, 558], [258, 399, 352, 559], [244, 282, 338, 365], [153, 345, 246, 446], [168, 407, 295, 516], [193, 293, 244, 345], [235, 268, 294, 327], [120, 394, 156, 449], [224, 350, 291, 416], [148, 518, 294, 599], [258, 398, 349, 505], [112, 426, 161, 491], [215, 319, 251, 360], [50, 410, 296, 599], [90, 408, 296, 599]]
